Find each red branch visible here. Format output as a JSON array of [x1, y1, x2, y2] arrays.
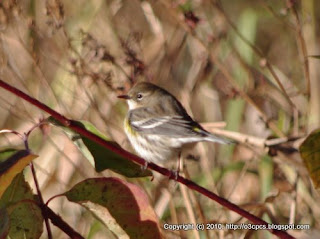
[[43, 204, 84, 239], [0, 79, 295, 239]]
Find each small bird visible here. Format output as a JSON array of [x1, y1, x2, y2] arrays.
[[118, 82, 231, 169]]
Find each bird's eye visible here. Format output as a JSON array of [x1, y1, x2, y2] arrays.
[[136, 93, 143, 100]]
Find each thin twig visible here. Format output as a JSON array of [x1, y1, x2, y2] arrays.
[[2, 117, 53, 238], [184, 169, 211, 239], [0, 129, 24, 140], [179, 178, 200, 239], [25, 119, 46, 138], [289, 173, 298, 225], [261, 1, 295, 30], [46, 193, 65, 206], [201, 125, 289, 148], [30, 162, 53, 239], [290, 4, 310, 96]]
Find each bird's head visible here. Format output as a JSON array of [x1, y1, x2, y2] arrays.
[[118, 82, 164, 110]]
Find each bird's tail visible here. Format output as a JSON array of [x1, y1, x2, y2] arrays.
[[201, 130, 234, 145]]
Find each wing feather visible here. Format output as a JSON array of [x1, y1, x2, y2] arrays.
[[129, 108, 201, 138]]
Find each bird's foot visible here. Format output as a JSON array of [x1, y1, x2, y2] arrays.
[[169, 169, 179, 181], [141, 160, 148, 171], [141, 161, 154, 181]]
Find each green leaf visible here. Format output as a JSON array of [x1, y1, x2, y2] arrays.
[[65, 177, 162, 239], [6, 200, 43, 239], [0, 148, 20, 162], [0, 173, 35, 208], [0, 149, 38, 198], [48, 117, 151, 178], [0, 172, 41, 239], [299, 129, 320, 188]]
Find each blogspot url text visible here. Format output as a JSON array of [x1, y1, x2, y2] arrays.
[[163, 223, 310, 231]]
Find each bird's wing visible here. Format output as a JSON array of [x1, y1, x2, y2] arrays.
[[128, 107, 232, 144], [129, 109, 201, 138]]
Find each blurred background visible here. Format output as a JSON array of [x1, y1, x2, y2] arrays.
[[0, 0, 319, 238]]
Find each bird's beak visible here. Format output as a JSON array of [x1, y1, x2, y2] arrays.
[[117, 94, 131, 100]]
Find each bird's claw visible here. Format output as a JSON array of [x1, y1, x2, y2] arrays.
[[169, 170, 179, 181]]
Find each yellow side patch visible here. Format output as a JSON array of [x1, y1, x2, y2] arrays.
[[125, 118, 137, 136], [192, 126, 201, 132]]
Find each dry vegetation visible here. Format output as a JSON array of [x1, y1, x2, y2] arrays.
[[0, 0, 320, 238]]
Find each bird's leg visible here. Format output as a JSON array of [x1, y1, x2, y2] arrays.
[[170, 152, 181, 180], [142, 160, 148, 171], [177, 151, 181, 177], [141, 160, 154, 181]]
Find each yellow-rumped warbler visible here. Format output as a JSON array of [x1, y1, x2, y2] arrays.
[[118, 82, 231, 167]]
